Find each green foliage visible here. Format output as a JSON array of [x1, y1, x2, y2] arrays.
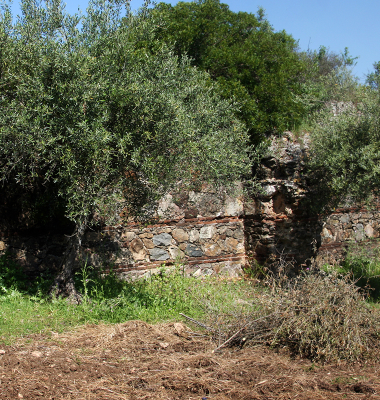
[[323, 247, 380, 301], [306, 88, 380, 210], [72, 264, 252, 324], [296, 46, 360, 118], [152, 0, 307, 143], [0, 253, 28, 294], [366, 61, 380, 89], [0, 0, 250, 233]]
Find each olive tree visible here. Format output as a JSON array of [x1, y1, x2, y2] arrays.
[[308, 90, 380, 211], [0, 0, 250, 299]]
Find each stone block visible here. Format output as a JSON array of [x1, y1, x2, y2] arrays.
[[142, 238, 155, 249], [225, 237, 239, 252], [365, 224, 374, 238], [224, 197, 243, 216], [186, 244, 203, 257], [149, 248, 170, 261], [172, 229, 189, 243], [169, 247, 185, 260], [129, 238, 146, 261], [122, 231, 136, 241], [139, 232, 153, 239], [203, 242, 222, 257], [189, 229, 200, 242], [152, 233, 172, 246], [199, 225, 216, 239]]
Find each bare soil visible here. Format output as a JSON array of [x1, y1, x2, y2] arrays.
[[0, 320, 379, 399]]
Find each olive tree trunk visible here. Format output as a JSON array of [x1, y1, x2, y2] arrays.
[[50, 222, 87, 303]]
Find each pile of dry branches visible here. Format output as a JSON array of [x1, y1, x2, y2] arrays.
[[183, 272, 380, 362]]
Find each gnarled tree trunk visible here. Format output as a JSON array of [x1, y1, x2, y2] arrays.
[[50, 222, 87, 303]]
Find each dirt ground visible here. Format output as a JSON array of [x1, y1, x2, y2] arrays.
[[0, 320, 379, 400]]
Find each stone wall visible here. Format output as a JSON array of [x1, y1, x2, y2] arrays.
[[244, 132, 321, 270], [1, 132, 380, 279], [0, 186, 247, 280], [244, 132, 380, 270], [316, 203, 380, 266]]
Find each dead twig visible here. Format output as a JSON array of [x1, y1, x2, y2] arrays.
[[180, 313, 215, 332]]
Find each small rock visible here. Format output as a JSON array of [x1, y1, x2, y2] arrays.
[[0, 349, 5, 355], [173, 322, 187, 336], [159, 342, 169, 349], [152, 233, 172, 246], [31, 351, 43, 358]]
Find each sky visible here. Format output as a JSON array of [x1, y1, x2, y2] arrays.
[[11, 0, 380, 82]]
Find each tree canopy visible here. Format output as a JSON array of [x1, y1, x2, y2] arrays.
[[151, 0, 307, 143], [0, 0, 251, 297]]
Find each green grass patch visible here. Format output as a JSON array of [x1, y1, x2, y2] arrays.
[[0, 256, 255, 343], [322, 247, 380, 301]]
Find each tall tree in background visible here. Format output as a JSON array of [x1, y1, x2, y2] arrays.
[[297, 46, 359, 116], [0, 0, 250, 299], [151, 0, 307, 144], [366, 61, 380, 89]]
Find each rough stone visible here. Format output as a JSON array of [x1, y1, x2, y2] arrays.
[[224, 197, 243, 216], [322, 227, 333, 239], [186, 244, 203, 257], [0, 241, 6, 251], [189, 229, 200, 242], [149, 248, 170, 261], [129, 238, 146, 261], [203, 242, 222, 257], [142, 238, 155, 249], [354, 229, 365, 241], [122, 231, 136, 241], [169, 247, 185, 260], [261, 184, 277, 199], [233, 227, 244, 240], [152, 233, 172, 246], [184, 208, 198, 219], [172, 229, 189, 243], [179, 243, 187, 251], [225, 229, 235, 237], [225, 237, 239, 252], [199, 225, 216, 239], [139, 232, 153, 239], [365, 224, 374, 238]]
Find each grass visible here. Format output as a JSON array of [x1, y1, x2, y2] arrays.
[[1, 252, 380, 362], [0, 254, 255, 344], [322, 245, 380, 301]]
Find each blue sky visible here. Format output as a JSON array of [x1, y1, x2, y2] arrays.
[[11, 0, 380, 82]]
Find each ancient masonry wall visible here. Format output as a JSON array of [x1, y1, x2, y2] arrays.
[[0, 187, 247, 279], [1, 132, 380, 278]]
